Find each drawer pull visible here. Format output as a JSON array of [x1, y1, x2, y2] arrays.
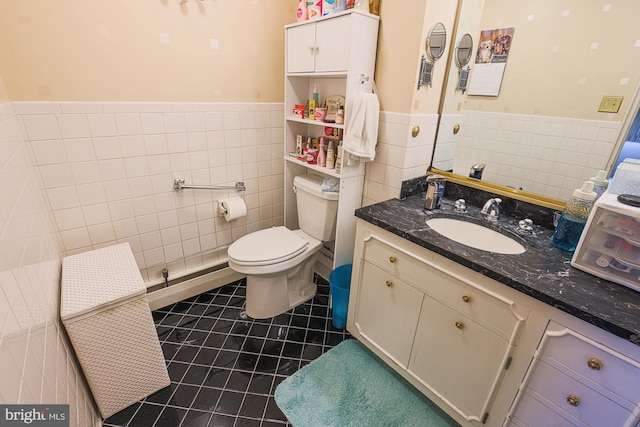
[[385, 280, 393, 287], [462, 294, 471, 303], [566, 394, 581, 407], [455, 321, 464, 329], [587, 357, 603, 371], [389, 256, 397, 263]]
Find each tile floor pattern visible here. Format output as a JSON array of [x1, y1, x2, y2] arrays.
[[103, 275, 350, 427]]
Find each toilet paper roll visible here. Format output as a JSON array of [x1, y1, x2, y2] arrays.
[[221, 197, 247, 222]]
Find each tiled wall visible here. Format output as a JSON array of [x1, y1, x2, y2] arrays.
[[452, 111, 621, 200], [362, 112, 437, 206], [16, 102, 285, 285], [0, 103, 99, 424]]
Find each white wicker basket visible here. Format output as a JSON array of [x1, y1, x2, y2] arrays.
[[61, 243, 170, 419]]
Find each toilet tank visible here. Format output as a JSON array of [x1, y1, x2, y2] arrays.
[[293, 174, 339, 241]]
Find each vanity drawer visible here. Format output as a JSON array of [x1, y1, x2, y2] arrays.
[[362, 232, 430, 287], [509, 388, 587, 427], [525, 359, 636, 427], [538, 321, 640, 404], [421, 260, 528, 340]]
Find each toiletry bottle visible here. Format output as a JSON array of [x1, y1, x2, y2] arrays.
[[335, 106, 344, 124], [318, 137, 327, 167], [552, 180, 597, 252], [335, 140, 343, 173], [326, 140, 335, 169], [296, 0, 308, 21], [589, 169, 609, 199]]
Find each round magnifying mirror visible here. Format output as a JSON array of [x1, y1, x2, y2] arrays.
[[426, 23, 447, 62], [455, 33, 473, 68]]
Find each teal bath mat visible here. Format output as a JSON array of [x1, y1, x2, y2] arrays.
[[274, 339, 459, 427]]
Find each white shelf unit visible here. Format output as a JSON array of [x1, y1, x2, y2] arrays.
[[283, 10, 379, 278]]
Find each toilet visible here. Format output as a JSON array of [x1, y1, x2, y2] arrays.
[[227, 174, 339, 319]]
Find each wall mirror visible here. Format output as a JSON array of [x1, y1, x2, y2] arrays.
[[454, 33, 473, 93], [430, 0, 640, 206], [427, 22, 447, 61], [418, 22, 447, 89]]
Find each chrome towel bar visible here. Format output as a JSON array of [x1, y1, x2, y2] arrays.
[[173, 178, 245, 192]]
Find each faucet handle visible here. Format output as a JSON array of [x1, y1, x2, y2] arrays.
[[454, 199, 467, 212], [517, 218, 534, 234]]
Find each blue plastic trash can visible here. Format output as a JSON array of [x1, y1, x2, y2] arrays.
[[329, 264, 352, 329]]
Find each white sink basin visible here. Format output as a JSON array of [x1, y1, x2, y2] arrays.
[[426, 218, 526, 255]]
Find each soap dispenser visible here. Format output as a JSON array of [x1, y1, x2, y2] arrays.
[[589, 170, 609, 199], [552, 180, 597, 252]]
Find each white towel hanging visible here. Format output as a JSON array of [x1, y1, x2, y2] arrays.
[[343, 77, 380, 162]]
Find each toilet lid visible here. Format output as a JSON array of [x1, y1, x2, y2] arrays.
[[228, 226, 309, 266]]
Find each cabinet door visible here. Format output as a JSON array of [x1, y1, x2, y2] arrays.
[[287, 24, 317, 73], [314, 16, 351, 72], [353, 261, 423, 369], [409, 296, 511, 423]]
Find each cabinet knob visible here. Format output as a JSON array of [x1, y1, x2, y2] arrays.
[[462, 294, 471, 303], [587, 357, 603, 370], [389, 256, 397, 263], [385, 280, 393, 287], [308, 44, 315, 52], [455, 321, 464, 329], [566, 394, 581, 407]]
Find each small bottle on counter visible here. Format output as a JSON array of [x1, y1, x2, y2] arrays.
[[552, 180, 596, 252], [589, 170, 609, 199]]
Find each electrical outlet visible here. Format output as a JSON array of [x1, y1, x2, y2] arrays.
[[598, 96, 624, 113]]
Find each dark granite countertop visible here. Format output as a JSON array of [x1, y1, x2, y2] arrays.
[[355, 193, 640, 345]]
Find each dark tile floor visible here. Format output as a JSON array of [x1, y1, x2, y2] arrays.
[[104, 275, 350, 427]]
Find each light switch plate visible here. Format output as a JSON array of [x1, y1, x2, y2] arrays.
[[598, 96, 624, 113]]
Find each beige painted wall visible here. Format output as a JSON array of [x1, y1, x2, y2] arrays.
[[0, 0, 292, 102], [373, 0, 425, 113], [461, 0, 640, 120]]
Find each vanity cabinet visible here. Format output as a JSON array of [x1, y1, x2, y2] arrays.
[[348, 219, 640, 427], [506, 321, 640, 427], [349, 221, 538, 427], [284, 10, 379, 276]]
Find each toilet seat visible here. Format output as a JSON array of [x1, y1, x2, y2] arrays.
[[228, 226, 309, 266]]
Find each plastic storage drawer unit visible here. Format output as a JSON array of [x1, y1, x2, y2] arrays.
[[61, 243, 170, 419]]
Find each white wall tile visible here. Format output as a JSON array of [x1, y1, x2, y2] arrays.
[[64, 138, 96, 162], [115, 112, 143, 136], [163, 112, 186, 133], [57, 114, 91, 139], [22, 115, 61, 141], [87, 114, 118, 137], [31, 140, 68, 165], [82, 203, 111, 225], [94, 136, 122, 159]]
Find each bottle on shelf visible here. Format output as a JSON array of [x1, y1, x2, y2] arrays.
[[318, 137, 327, 167], [326, 140, 335, 169], [335, 106, 344, 124], [552, 180, 597, 252], [296, 0, 308, 21], [313, 84, 319, 103]]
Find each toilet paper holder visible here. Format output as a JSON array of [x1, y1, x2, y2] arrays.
[[173, 178, 246, 192]]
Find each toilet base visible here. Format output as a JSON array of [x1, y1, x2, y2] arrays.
[[245, 254, 318, 319]]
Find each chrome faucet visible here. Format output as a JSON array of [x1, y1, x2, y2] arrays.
[[481, 197, 501, 221]]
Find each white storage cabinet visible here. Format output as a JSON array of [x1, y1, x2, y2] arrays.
[[284, 10, 379, 277]]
